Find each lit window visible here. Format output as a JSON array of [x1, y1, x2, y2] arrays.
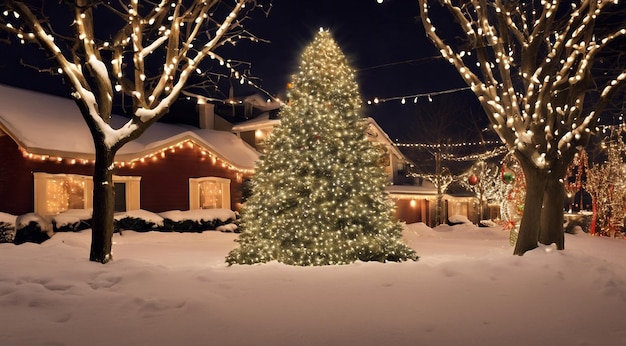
[[189, 177, 231, 210], [33, 173, 141, 216], [45, 176, 86, 214], [200, 180, 223, 208]]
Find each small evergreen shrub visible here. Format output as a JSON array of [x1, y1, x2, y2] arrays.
[[14, 221, 50, 245], [53, 219, 92, 232], [115, 217, 157, 232], [0, 221, 16, 243], [160, 218, 235, 232]]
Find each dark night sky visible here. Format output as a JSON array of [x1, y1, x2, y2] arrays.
[[0, 0, 488, 145], [232, 0, 486, 144]]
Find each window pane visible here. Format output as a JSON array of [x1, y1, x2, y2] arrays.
[[46, 176, 85, 214], [199, 181, 222, 209]]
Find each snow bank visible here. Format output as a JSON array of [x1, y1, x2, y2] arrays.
[[1, 223, 626, 346], [0, 211, 16, 225], [52, 209, 93, 227], [114, 209, 164, 227]]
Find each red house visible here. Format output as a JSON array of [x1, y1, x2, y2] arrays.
[[0, 84, 258, 218]]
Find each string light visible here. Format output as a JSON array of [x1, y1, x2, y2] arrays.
[[395, 140, 502, 148], [440, 146, 509, 162], [366, 86, 471, 105], [18, 139, 254, 174]]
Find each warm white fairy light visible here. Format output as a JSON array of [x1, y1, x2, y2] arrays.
[[367, 86, 470, 105], [418, 0, 626, 254], [18, 139, 253, 175], [396, 139, 502, 148], [227, 30, 417, 266]]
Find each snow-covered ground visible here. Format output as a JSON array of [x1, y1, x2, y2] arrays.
[[1, 220, 626, 346]]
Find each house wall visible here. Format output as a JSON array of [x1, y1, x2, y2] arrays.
[[393, 198, 431, 225], [0, 135, 248, 215], [115, 146, 246, 213], [0, 135, 93, 215]]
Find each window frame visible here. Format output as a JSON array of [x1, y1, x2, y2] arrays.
[[33, 172, 140, 216], [189, 177, 231, 210]]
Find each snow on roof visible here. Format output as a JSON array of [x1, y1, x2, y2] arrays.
[[241, 94, 282, 112], [386, 184, 437, 196], [230, 112, 280, 132], [364, 117, 409, 163], [0, 84, 259, 171]]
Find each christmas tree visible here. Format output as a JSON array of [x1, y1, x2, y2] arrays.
[[226, 29, 417, 266]]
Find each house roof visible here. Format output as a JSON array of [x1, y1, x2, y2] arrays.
[[0, 84, 259, 171], [364, 117, 410, 163], [231, 112, 281, 132], [386, 182, 437, 196]]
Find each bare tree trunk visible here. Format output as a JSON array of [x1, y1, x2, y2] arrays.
[[539, 168, 567, 249], [89, 142, 116, 263], [514, 152, 548, 255], [434, 152, 444, 225]]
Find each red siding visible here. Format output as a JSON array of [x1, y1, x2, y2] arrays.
[[115, 145, 246, 212], [0, 134, 249, 215]]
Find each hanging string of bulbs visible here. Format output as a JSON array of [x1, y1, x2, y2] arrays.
[[366, 86, 471, 105]]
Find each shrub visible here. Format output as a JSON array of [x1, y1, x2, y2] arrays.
[[14, 221, 50, 245], [53, 218, 92, 232], [0, 221, 15, 243], [115, 217, 158, 232]]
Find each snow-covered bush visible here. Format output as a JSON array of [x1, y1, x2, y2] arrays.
[[479, 219, 498, 228], [113, 210, 161, 232], [159, 209, 237, 232], [14, 213, 52, 245], [0, 212, 16, 243], [112, 209, 237, 233], [52, 209, 93, 232], [216, 223, 239, 233], [448, 215, 472, 226]]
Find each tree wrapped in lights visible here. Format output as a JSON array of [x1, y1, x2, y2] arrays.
[[410, 157, 455, 226], [565, 148, 590, 212], [226, 30, 417, 266], [586, 127, 626, 237], [419, 0, 626, 255], [499, 154, 526, 245], [459, 160, 499, 222], [0, 0, 266, 263]]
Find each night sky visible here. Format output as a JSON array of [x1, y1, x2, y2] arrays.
[[0, 0, 488, 147]]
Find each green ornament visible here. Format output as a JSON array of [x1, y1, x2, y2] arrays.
[[503, 172, 515, 184]]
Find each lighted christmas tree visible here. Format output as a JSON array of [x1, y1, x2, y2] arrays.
[[226, 29, 417, 266]]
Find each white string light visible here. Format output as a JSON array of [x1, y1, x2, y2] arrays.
[[395, 139, 502, 148], [367, 86, 471, 105]]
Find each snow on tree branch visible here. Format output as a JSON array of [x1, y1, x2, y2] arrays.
[[1, 0, 265, 149]]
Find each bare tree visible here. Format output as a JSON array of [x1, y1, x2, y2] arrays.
[[418, 0, 626, 255], [0, 0, 267, 263]]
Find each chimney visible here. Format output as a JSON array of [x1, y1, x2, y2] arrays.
[[197, 100, 215, 129]]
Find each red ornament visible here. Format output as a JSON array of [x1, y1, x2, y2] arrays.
[[468, 174, 480, 185]]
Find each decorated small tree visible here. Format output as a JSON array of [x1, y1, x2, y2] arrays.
[[226, 30, 417, 266], [460, 160, 500, 222], [586, 127, 626, 237]]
